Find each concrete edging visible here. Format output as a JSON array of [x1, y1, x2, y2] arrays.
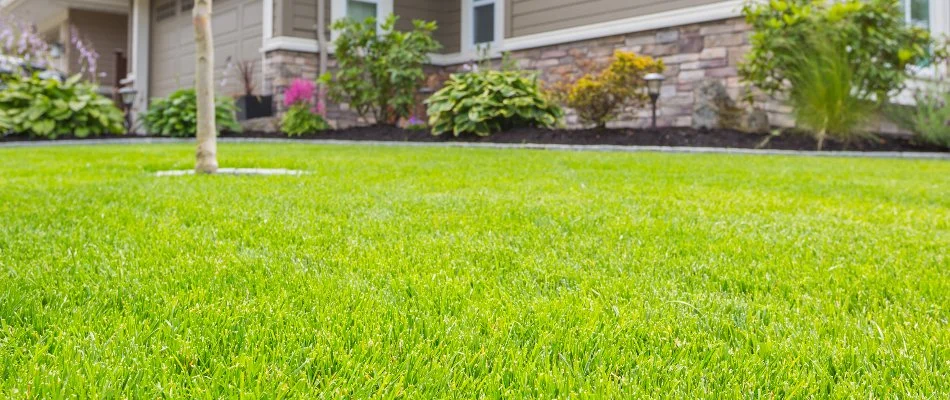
[[1, 137, 948, 160]]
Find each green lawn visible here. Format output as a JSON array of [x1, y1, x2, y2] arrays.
[[1, 143, 948, 398]]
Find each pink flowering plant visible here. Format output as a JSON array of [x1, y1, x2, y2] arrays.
[[280, 78, 329, 136]]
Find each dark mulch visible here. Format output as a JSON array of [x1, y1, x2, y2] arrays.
[[4, 126, 947, 153]]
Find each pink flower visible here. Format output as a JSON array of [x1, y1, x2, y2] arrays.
[[284, 78, 316, 107]]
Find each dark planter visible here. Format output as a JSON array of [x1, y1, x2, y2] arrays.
[[236, 95, 274, 121]]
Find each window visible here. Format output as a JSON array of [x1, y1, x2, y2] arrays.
[[472, 0, 495, 45], [347, 0, 377, 22], [900, 0, 930, 28]]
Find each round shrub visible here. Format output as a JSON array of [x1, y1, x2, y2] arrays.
[[426, 70, 563, 136], [0, 74, 124, 138], [143, 88, 241, 137]]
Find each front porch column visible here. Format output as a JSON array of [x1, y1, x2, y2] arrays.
[[128, 0, 150, 126]]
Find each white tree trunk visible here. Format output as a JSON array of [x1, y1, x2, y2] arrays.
[[317, 0, 328, 116], [194, 0, 218, 173]]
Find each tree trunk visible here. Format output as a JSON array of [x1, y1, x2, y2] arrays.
[[194, 0, 218, 173], [316, 0, 328, 117]]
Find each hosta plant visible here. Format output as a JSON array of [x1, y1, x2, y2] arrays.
[[0, 74, 124, 138], [143, 88, 241, 137], [426, 70, 563, 136]]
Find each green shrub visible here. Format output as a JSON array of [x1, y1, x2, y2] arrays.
[[0, 74, 124, 138], [320, 15, 440, 126], [555, 51, 664, 128], [426, 70, 563, 136], [281, 104, 329, 136], [741, 0, 942, 103], [143, 89, 241, 137], [907, 84, 950, 148], [785, 34, 874, 149]]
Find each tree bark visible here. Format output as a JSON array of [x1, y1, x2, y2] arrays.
[[316, 0, 328, 117], [194, 0, 218, 173]]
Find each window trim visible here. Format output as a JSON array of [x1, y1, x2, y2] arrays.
[[330, 0, 393, 40], [461, 0, 505, 51]]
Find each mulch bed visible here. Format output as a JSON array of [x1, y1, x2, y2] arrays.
[[3, 126, 947, 153]]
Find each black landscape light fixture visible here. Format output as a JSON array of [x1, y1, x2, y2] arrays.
[[118, 86, 138, 132], [644, 72, 665, 129]]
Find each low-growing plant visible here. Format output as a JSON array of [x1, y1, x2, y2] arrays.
[[552, 51, 664, 128], [280, 78, 328, 136], [143, 88, 241, 137], [908, 83, 950, 148], [0, 73, 124, 138], [320, 15, 440, 126], [426, 70, 563, 136], [404, 116, 427, 131], [281, 104, 329, 136]]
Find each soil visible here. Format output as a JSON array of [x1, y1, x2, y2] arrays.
[[3, 126, 947, 153]]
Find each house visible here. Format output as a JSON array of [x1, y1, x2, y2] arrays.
[[4, 0, 949, 129], [0, 0, 130, 92]]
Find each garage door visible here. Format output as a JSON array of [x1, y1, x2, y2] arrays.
[[150, 0, 263, 99]]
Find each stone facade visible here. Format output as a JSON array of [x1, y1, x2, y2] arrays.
[[263, 50, 371, 128], [264, 17, 782, 131], [505, 17, 785, 130]]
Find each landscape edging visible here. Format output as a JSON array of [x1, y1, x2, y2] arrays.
[[1, 137, 948, 160]]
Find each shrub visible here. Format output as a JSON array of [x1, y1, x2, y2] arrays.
[[320, 15, 440, 126], [143, 89, 241, 137], [554, 51, 664, 128], [740, 0, 943, 103], [426, 70, 563, 136], [784, 34, 874, 149], [0, 74, 124, 138]]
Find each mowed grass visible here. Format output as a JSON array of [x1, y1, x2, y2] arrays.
[[0, 143, 948, 398]]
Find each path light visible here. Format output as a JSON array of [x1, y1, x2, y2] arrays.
[[644, 73, 665, 129], [118, 86, 137, 133]]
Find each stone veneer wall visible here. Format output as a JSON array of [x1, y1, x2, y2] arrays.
[[263, 17, 785, 130], [263, 17, 916, 133], [505, 17, 788, 129], [263, 50, 372, 128]]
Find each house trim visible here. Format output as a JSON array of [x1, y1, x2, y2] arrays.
[[461, 0, 506, 52], [262, 0, 745, 66], [501, 0, 745, 52]]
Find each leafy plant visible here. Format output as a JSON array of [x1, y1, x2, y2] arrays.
[[0, 73, 124, 138], [784, 34, 874, 149], [320, 15, 440, 126], [143, 88, 241, 137], [281, 79, 328, 136], [426, 70, 563, 136], [281, 104, 329, 136], [404, 116, 427, 131], [740, 0, 943, 103], [552, 51, 664, 128]]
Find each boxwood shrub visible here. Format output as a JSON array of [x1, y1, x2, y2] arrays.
[[425, 70, 562, 136]]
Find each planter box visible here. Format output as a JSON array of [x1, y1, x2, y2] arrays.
[[236, 95, 274, 121]]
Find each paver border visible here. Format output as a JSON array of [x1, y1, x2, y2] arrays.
[[2, 137, 948, 160]]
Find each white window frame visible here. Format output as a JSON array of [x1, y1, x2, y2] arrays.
[[330, 0, 393, 40], [462, 0, 505, 51]]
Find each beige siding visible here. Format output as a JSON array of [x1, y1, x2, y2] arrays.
[[281, 0, 331, 38], [67, 9, 129, 87], [394, 0, 460, 53], [508, 0, 724, 38]]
